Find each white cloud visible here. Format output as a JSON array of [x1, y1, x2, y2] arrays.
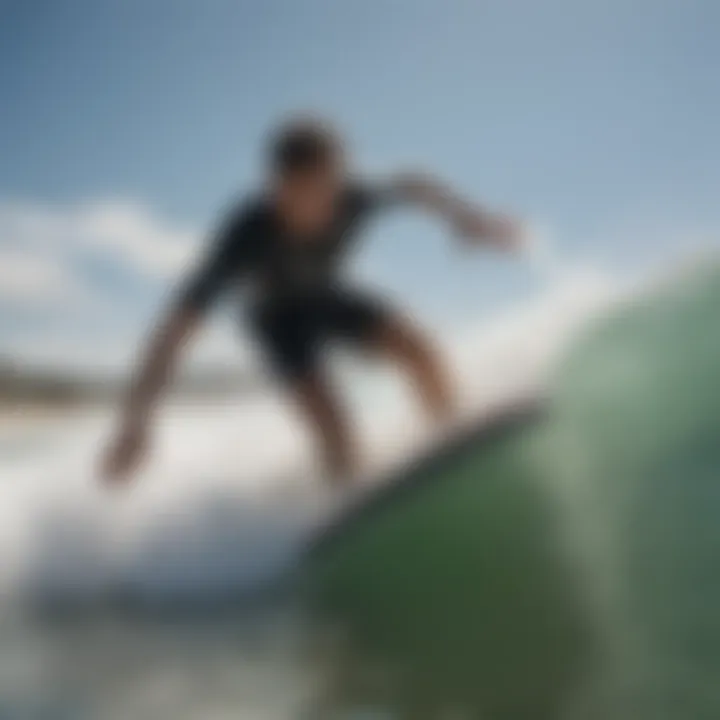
[[72, 200, 197, 277], [0, 197, 207, 369], [0, 197, 200, 283], [0, 249, 83, 304]]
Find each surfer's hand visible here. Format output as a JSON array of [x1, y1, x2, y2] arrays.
[[454, 210, 525, 253], [101, 421, 148, 486]]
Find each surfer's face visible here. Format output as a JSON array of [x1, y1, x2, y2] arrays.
[[274, 162, 343, 238]]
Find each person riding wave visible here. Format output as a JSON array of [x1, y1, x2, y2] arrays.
[[101, 117, 524, 486]]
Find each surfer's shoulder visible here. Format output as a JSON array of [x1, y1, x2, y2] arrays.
[[213, 192, 274, 246], [225, 191, 273, 228]]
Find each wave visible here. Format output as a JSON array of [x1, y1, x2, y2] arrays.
[[0, 256, 687, 611]]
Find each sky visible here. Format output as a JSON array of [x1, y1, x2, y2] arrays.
[[0, 0, 718, 373]]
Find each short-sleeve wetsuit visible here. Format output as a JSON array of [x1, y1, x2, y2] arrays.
[[179, 181, 400, 380]]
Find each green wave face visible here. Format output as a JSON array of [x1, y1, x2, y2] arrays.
[[306, 265, 720, 719]]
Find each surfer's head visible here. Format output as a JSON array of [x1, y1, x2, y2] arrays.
[[266, 116, 346, 235]]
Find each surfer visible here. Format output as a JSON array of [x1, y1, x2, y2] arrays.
[[101, 117, 524, 485]]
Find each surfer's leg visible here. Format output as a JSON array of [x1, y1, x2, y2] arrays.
[[370, 315, 456, 424], [251, 297, 358, 483], [325, 288, 456, 424], [290, 372, 358, 484]]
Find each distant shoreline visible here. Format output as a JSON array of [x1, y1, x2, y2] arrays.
[[0, 394, 260, 433], [0, 403, 96, 431], [0, 362, 267, 411]]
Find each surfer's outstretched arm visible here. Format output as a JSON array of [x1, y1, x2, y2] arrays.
[[383, 171, 524, 251], [101, 304, 201, 483], [122, 308, 200, 426], [101, 208, 249, 484]]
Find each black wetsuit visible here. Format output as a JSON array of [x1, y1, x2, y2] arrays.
[[180, 182, 399, 380]]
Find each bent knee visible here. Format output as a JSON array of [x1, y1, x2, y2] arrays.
[[375, 317, 439, 365]]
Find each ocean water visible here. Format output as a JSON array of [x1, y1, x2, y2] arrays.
[[307, 259, 720, 719], [1, 258, 719, 719]]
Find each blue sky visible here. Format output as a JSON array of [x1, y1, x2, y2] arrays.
[[1, 0, 718, 371]]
